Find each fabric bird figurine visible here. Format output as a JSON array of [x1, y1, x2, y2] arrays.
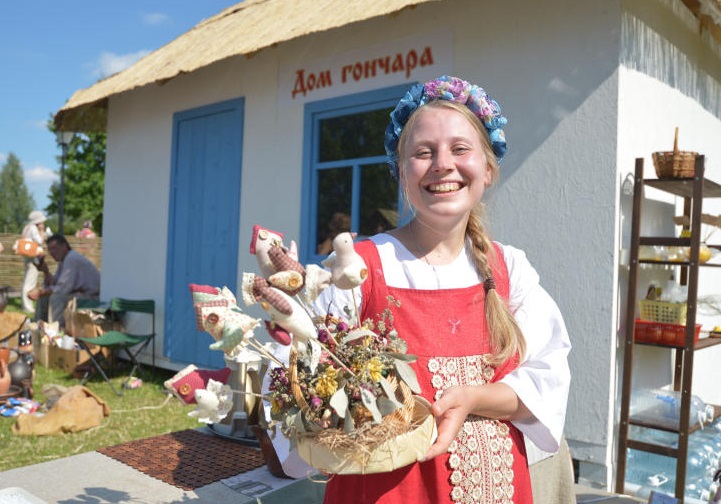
[[267, 244, 306, 296], [189, 284, 235, 329], [242, 272, 317, 346], [250, 224, 306, 295], [189, 283, 261, 356], [250, 225, 293, 278], [321, 232, 369, 290], [202, 305, 261, 357], [188, 379, 233, 424], [164, 365, 232, 404]]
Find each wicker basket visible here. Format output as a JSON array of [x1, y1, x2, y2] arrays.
[[296, 395, 437, 474], [289, 347, 436, 474], [639, 299, 687, 325], [652, 127, 698, 179]]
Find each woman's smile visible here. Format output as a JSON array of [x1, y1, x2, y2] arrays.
[[425, 181, 464, 194]]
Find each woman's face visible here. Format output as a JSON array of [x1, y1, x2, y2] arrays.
[[400, 106, 492, 224]]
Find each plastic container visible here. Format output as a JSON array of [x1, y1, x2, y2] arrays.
[[639, 300, 687, 325], [635, 474, 672, 500], [634, 319, 701, 346], [630, 388, 711, 431]]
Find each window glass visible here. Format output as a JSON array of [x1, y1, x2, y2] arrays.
[[316, 167, 352, 255], [319, 108, 390, 161], [305, 85, 409, 261], [359, 163, 398, 238]]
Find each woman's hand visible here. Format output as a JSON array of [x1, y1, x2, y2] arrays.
[[422, 385, 475, 461], [421, 383, 529, 461]]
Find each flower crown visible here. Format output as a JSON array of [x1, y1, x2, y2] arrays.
[[384, 75, 508, 180]]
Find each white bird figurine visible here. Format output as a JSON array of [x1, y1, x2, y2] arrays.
[[321, 232, 368, 290], [188, 379, 233, 424]]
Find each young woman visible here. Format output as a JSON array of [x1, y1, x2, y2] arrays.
[[310, 76, 572, 504]]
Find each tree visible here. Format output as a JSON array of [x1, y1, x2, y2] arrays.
[[0, 152, 35, 233], [45, 130, 107, 235]]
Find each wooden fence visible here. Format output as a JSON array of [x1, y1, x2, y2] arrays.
[[0, 233, 102, 294]]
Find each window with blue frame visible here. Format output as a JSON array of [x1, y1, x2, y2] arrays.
[[302, 84, 410, 263]]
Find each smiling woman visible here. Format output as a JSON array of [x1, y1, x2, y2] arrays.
[[273, 75, 573, 504]]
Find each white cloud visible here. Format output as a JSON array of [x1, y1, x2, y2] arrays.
[[0, 152, 6, 163], [142, 12, 170, 26], [33, 119, 50, 131], [93, 50, 151, 79], [25, 164, 57, 183]]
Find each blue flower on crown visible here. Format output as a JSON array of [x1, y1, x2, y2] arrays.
[[384, 75, 508, 180]]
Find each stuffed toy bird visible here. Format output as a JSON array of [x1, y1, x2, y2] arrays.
[[189, 283, 261, 356], [321, 232, 368, 290], [188, 379, 233, 424], [250, 225, 300, 278], [201, 305, 261, 357], [242, 272, 317, 346], [250, 225, 306, 295], [164, 365, 232, 404]]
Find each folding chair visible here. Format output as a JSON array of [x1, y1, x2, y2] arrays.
[[77, 298, 155, 396]]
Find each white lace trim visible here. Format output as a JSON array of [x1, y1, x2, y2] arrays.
[[429, 355, 515, 504]]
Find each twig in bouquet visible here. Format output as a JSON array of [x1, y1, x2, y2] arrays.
[[231, 389, 272, 401], [244, 336, 286, 368], [305, 327, 357, 378], [322, 342, 357, 378], [351, 289, 361, 328], [292, 292, 315, 318]]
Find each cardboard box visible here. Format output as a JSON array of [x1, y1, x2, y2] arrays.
[[64, 311, 99, 338], [31, 328, 50, 368], [64, 307, 123, 339], [47, 341, 112, 375]]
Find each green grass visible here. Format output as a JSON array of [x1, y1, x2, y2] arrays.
[[1, 299, 200, 472]]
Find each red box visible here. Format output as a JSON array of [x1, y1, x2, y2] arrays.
[[634, 319, 701, 346]]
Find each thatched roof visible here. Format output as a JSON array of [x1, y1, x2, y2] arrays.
[[54, 0, 721, 132], [684, 0, 721, 41], [54, 0, 437, 132]]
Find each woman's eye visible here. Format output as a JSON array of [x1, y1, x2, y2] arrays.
[[415, 149, 432, 158]]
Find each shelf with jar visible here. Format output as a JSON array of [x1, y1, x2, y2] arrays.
[[616, 153, 721, 501]]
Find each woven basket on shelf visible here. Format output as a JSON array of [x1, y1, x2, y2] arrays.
[[289, 347, 437, 475], [652, 127, 698, 179]]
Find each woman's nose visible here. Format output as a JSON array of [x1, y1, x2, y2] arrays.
[[432, 150, 454, 171]]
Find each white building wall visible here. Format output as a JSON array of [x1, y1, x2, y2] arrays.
[[98, 0, 721, 492], [474, 0, 623, 488]]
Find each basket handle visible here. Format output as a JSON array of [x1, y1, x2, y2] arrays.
[[673, 126, 679, 155]]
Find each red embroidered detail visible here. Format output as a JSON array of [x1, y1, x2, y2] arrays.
[[428, 355, 515, 504]]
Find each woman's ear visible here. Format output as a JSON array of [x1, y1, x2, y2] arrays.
[[484, 162, 493, 187]]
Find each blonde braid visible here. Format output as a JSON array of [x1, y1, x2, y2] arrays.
[[466, 207, 526, 365]]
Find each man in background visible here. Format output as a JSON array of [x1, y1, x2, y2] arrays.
[[29, 234, 100, 326]]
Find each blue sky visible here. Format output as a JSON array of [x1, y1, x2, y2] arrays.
[[0, 1, 238, 210]]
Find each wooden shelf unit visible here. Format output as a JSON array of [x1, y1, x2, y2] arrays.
[[615, 155, 721, 501]]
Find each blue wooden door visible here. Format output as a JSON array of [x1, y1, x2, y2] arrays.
[[164, 98, 244, 368]]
